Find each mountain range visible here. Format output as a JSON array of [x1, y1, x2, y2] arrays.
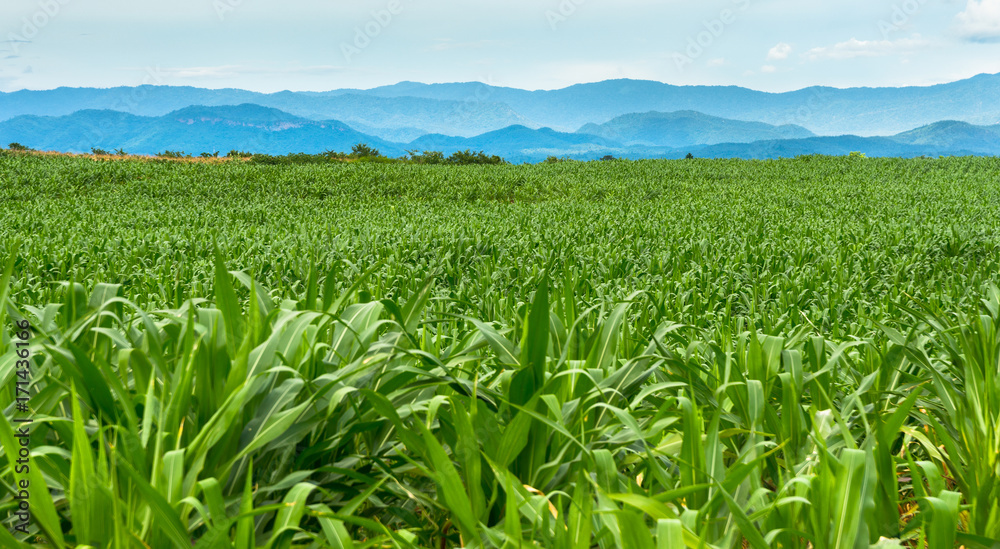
[[577, 111, 815, 147], [1, 74, 999, 161], [0, 105, 403, 157], [3, 73, 1000, 136], [2, 104, 998, 163]]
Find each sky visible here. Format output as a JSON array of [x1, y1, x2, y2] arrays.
[[2, 0, 1000, 93]]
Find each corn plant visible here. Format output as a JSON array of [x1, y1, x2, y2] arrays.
[[2, 154, 1000, 547]]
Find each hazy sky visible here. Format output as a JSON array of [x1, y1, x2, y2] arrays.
[[2, 0, 1000, 93]]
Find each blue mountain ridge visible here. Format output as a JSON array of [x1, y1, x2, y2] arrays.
[[2, 72, 1000, 137], [0, 104, 997, 162]]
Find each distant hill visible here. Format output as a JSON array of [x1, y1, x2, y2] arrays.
[[667, 119, 1000, 159], [265, 93, 533, 139], [1, 105, 998, 162], [167, 104, 309, 127], [409, 125, 620, 157], [334, 74, 1000, 135], [0, 106, 625, 162], [0, 106, 611, 160], [3, 73, 1000, 137], [684, 135, 969, 160], [577, 111, 814, 147], [890, 120, 1000, 154], [0, 104, 403, 156], [0, 87, 530, 140]]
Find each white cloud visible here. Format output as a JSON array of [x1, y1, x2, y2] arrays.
[[954, 0, 1000, 42], [767, 43, 792, 60], [707, 58, 725, 66], [804, 36, 929, 61], [761, 65, 777, 73]]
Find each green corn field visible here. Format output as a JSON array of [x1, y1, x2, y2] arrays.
[[1, 152, 999, 548]]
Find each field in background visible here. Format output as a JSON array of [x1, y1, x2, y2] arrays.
[[1, 154, 999, 547]]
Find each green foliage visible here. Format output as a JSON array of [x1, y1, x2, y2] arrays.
[[7, 142, 31, 151], [157, 150, 189, 158], [248, 152, 347, 165], [543, 156, 581, 164], [350, 143, 380, 158], [245, 148, 505, 166], [1, 155, 1000, 547], [226, 150, 254, 158], [446, 149, 505, 165], [321, 149, 350, 161], [91, 147, 111, 156], [408, 150, 447, 164]]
